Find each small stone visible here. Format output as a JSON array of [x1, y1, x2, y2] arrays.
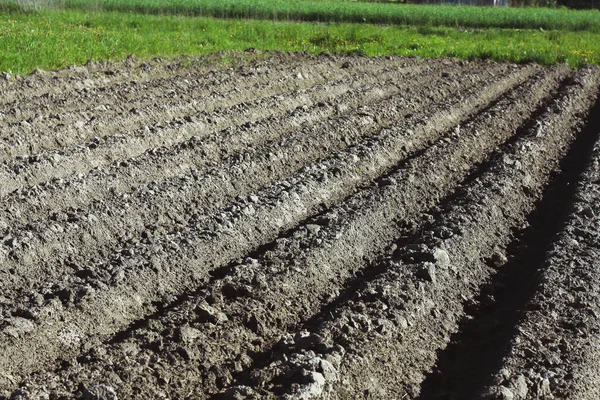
[[83, 384, 118, 400], [490, 251, 508, 268], [432, 248, 450, 269], [510, 374, 528, 398], [294, 331, 326, 352], [499, 368, 512, 380], [194, 302, 228, 324], [502, 154, 516, 165], [497, 386, 514, 400], [306, 224, 321, 236], [375, 318, 395, 335], [278, 333, 295, 348], [417, 262, 437, 284], [319, 359, 338, 382], [242, 205, 255, 216], [222, 385, 256, 400], [248, 195, 259, 203], [537, 378, 553, 398], [221, 282, 252, 298], [397, 315, 409, 329], [341, 61, 351, 69], [304, 370, 325, 385], [177, 325, 202, 344], [297, 371, 326, 397]]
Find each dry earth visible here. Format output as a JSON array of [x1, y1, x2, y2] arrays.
[[0, 52, 599, 400]]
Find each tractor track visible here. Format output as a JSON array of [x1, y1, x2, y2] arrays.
[[0, 53, 598, 400]]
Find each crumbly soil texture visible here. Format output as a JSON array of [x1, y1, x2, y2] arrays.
[[0, 51, 599, 400]]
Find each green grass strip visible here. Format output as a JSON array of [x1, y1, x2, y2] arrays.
[[0, 9, 598, 74], [31, 0, 600, 33]]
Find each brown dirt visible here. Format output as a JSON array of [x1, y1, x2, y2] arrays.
[[0, 52, 599, 400]]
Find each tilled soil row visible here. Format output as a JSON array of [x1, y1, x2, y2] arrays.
[[2, 56, 599, 400], [0, 58, 417, 191], [0, 54, 404, 161], [478, 98, 600, 399], [0, 57, 458, 230], [227, 67, 599, 400], [0, 52, 320, 110], [0, 52, 332, 122], [0, 62, 534, 391], [0, 53, 252, 105], [0, 62, 517, 303], [6, 65, 571, 400]]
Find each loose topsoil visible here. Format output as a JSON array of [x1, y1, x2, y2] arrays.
[[0, 52, 599, 400]]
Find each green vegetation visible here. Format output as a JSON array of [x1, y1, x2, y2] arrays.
[[0, 0, 599, 74], [49, 0, 600, 32], [1, 8, 598, 74]]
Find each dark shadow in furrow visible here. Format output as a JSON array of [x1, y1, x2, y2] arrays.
[[103, 67, 513, 346], [104, 206, 319, 346], [21, 72, 499, 380], [213, 75, 564, 397], [455, 75, 575, 190], [49, 68, 523, 383], [415, 94, 600, 400], [104, 138, 435, 348]]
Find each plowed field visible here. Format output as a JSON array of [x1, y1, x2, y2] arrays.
[[1, 53, 599, 400]]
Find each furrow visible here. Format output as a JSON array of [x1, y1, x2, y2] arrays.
[[0, 52, 323, 120], [0, 63, 534, 388], [0, 54, 213, 106], [476, 95, 600, 399], [0, 52, 328, 109], [5, 65, 570, 400], [0, 61, 505, 295], [0, 60, 405, 187], [0, 52, 256, 105], [0, 55, 400, 160], [230, 67, 600, 400], [0, 59, 448, 224]]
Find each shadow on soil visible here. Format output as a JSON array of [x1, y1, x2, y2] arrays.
[[415, 95, 600, 400], [218, 75, 574, 396], [103, 106, 437, 349]]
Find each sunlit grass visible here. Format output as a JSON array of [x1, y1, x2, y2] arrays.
[[36, 0, 600, 32], [0, 9, 598, 74]]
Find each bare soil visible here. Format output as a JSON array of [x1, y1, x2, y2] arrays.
[[0, 52, 599, 400]]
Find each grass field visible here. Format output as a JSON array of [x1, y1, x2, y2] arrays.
[[55, 0, 600, 32], [0, 0, 599, 74]]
